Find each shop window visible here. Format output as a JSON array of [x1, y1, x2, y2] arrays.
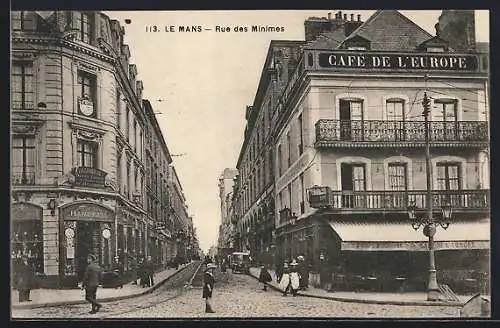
[[12, 134, 36, 185], [11, 62, 34, 110], [77, 139, 98, 168], [12, 221, 44, 274]]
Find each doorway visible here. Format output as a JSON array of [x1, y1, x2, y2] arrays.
[[75, 221, 101, 281], [339, 99, 363, 140]]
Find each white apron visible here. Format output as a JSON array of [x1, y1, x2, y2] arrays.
[[290, 272, 300, 290], [279, 273, 291, 291]]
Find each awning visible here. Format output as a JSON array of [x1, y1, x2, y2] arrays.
[[328, 219, 490, 251]]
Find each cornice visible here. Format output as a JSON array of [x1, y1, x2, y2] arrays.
[[12, 34, 115, 64]]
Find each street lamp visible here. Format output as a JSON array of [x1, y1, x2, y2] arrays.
[[407, 91, 454, 301]]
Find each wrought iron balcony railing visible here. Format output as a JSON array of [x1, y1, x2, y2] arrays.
[[12, 100, 35, 110], [315, 119, 489, 146], [12, 172, 36, 185], [308, 187, 490, 211]]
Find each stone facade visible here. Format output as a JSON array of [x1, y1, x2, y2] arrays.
[[10, 11, 191, 288]]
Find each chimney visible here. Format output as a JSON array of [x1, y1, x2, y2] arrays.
[[344, 14, 347, 21], [304, 14, 344, 41], [357, 14, 361, 22], [437, 10, 476, 52], [350, 14, 354, 21]]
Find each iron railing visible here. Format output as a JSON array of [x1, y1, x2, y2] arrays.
[[11, 172, 36, 185], [308, 187, 490, 211], [315, 119, 489, 144]]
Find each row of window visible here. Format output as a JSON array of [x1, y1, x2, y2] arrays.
[[277, 161, 462, 217], [276, 97, 461, 177], [12, 12, 95, 45]]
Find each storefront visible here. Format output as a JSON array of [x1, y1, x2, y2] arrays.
[[321, 217, 490, 293], [59, 201, 115, 287], [11, 203, 44, 275]]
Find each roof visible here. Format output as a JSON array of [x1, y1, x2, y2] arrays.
[[341, 10, 434, 51], [304, 25, 347, 49], [476, 42, 489, 53]]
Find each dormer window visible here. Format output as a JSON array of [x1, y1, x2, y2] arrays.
[[426, 46, 445, 53], [347, 46, 366, 51]]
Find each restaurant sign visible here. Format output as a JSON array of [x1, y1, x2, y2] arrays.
[[71, 167, 107, 188], [62, 203, 114, 222], [318, 52, 478, 71]]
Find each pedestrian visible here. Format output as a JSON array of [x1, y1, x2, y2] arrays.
[[221, 258, 227, 272], [139, 256, 148, 288], [203, 263, 216, 313], [112, 255, 124, 288], [297, 255, 310, 290], [130, 252, 138, 285], [279, 262, 291, 296], [319, 252, 331, 291], [15, 256, 35, 302], [275, 260, 284, 284], [81, 254, 103, 314], [258, 264, 272, 291], [146, 255, 154, 287], [289, 260, 301, 296]]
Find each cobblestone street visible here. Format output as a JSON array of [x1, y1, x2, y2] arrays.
[[12, 270, 461, 319]]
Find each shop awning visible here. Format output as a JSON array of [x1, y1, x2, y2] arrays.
[[327, 220, 490, 251]]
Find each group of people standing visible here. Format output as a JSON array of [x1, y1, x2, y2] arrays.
[[258, 255, 311, 296]]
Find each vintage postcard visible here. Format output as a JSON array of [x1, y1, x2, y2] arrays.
[[10, 9, 490, 319]]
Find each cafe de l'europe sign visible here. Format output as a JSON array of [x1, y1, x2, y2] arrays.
[[318, 52, 479, 71]]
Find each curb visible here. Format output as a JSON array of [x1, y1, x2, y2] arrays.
[[247, 271, 463, 307], [12, 262, 198, 310]]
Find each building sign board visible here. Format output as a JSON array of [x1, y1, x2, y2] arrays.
[[12, 203, 43, 221], [62, 203, 114, 222], [342, 240, 489, 251], [71, 167, 107, 188], [318, 52, 479, 71]]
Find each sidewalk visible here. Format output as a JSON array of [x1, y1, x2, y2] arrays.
[[11, 262, 193, 309], [249, 267, 478, 307]]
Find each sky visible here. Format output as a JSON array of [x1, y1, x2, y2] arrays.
[[104, 10, 489, 253]]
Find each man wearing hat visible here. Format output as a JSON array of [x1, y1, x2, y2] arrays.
[[202, 263, 216, 313], [82, 254, 103, 314]]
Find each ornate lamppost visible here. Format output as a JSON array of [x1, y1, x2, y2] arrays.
[[406, 91, 453, 301]]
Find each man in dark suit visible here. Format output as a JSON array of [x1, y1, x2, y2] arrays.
[[16, 256, 35, 302], [82, 254, 102, 314], [202, 263, 216, 313]]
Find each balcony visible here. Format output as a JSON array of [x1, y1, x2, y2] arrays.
[[308, 187, 490, 213], [315, 120, 489, 148], [12, 172, 36, 185], [12, 100, 35, 110]]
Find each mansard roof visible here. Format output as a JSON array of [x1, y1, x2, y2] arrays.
[[340, 10, 434, 51]]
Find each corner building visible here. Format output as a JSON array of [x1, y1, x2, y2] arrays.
[[272, 10, 489, 293], [10, 11, 175, 287]]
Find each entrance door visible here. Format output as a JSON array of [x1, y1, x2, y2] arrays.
[[339, 99, 363, 141], [341, 163, 366, 208], [75, 221, 101, 281]]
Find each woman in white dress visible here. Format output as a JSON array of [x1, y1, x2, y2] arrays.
[[288, 260, 301, 296], [279, 262, 291, 296]]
